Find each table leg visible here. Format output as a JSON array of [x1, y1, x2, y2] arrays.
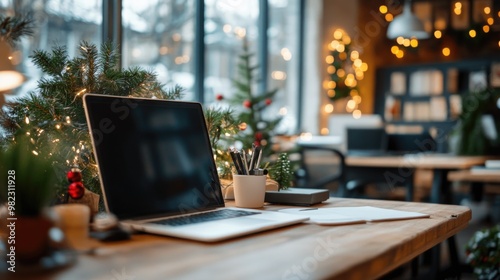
[[430, 169, 452, 204]]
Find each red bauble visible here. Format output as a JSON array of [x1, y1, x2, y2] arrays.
[[68, 182, 85, 199], [243, 100, 252, 108], [215, 94, 224, 101], [265, 98, 272, 105], [255, 132, 263, 141], [67, 168, 82, 182]]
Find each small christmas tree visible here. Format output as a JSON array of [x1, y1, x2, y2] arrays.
[[269, 153, 293, 190], [221, 40, 282, 159]]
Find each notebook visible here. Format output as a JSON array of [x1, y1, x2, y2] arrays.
[[83, 94, 308, 242]]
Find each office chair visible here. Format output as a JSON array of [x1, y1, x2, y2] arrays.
[[294, 145, 347, 197]]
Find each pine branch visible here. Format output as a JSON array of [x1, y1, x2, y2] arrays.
[[0, 13, 35, 45]]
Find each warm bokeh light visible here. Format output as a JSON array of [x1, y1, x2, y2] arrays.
[[353, 59, 362, 68], [396, 36, 405, 45], [385, 14, 394, 22], [281, 48, 292, 61], [391, 46, 399, 54], [487, 17, 494, 25], [324, 104, 334, 113], [379, 5, 388, 14], [469, 29, 476, 38], [403, 38, 411, 47], [350, 51, 359, 60], [454, 2, 462, 9], [396, 50, 404, 58], [336, 44, 345, 53], [337, 69, 346, 78], [325, 55, 334, 64], [347, 100, 357, 110], [410, 38, 418, 48], [333, 30, 343, 40], [434, 30, 442, 39], [223, 24, 232, 33], [320, 128, 329, 135], [353, 110, 362, 119], [271, 71, 287, 80], [339, 52, 347, 60], [327, 65, 336, 74], [360, 63, 368, 72], [442, 47, 451, 56], [484, 7, 491, 14], [328, 81, 336, 89], [350, 89, 359, 96], [327, 90, 335, 97], [483, 25, 490, 33], [353, 95, 362, 103]]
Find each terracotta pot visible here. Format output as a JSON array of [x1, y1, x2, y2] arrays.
[[14, 214, 54, 264]]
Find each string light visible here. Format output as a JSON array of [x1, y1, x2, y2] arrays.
[[25, 116, 30, 124], [442, 47, 451, 56], [325, 28, 367, 117], [434, 30, 442, 39]]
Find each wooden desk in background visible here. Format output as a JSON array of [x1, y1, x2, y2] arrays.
[[346, 154, 491, 203], [10, 198, 471, 280], [448, 170, 500, 202]]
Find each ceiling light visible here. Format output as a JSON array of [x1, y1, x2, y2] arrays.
[[387, 0, 429, 40]]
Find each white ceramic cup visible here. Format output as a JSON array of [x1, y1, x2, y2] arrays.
[[52, 204, 90, 249], [233, 174, 267, 208]]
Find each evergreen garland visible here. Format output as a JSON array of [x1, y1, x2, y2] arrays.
[[269, 153, 293, 190], [0, 41, 181, 202], [204, 107, 240, 178]]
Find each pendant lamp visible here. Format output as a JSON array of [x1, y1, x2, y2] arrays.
[[387, 0, 429, 39]]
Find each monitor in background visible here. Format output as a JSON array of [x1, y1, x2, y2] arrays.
[[346, 127, 388, 156], [329, 114, 384, 153]]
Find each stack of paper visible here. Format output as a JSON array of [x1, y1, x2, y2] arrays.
[[278, 206, 430, 225]]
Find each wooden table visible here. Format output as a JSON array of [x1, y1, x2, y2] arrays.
[[448, 170, 500, 183], [346, 154, 491, 203], [448, 170, 500, 202], [7, 198, 471, 280]]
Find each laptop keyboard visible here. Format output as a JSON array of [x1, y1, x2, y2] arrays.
[[151, 209, 260, 227]]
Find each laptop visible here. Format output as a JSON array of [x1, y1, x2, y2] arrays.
[[83, 94, 308, 242], [346, 127, 388, 156]]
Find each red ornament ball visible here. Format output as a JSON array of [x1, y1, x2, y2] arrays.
[[215, 94, 224, 101], [68, 181, 85, 199], [243, 100, 252, 108], [67, 168, 82, 182], [265, 98, 272, 105]]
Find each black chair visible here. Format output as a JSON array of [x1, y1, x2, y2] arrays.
[[294, 145, 347, 197]]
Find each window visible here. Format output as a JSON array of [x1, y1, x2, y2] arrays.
[[1, 0, 304, 133], [122, 0, 196, 100], [0, 0, 102, 96]]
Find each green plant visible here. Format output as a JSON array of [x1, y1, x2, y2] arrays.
[[455, 88, 500, 155], [268, 153, 293, 190], [0, 129, 57, 216], [465, 224, 500, 279]]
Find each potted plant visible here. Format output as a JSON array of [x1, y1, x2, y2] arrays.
[[465, 224, 500, 279], [0, 128, 58, 264]]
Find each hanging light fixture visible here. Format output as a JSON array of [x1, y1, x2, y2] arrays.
[[387, 0, 429, 40], [0, 40, 25, 92]]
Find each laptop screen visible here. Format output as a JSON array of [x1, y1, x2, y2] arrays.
[[83, 95, 224, 220]]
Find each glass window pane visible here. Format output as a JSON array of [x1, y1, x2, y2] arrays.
[[268, 0, 300, 134], [122, 0, 196, 100], [204, 0, 259, 103], [0, 0, 102, 97]]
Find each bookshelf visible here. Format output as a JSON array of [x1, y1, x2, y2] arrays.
[[374, 58, 500, 133]]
